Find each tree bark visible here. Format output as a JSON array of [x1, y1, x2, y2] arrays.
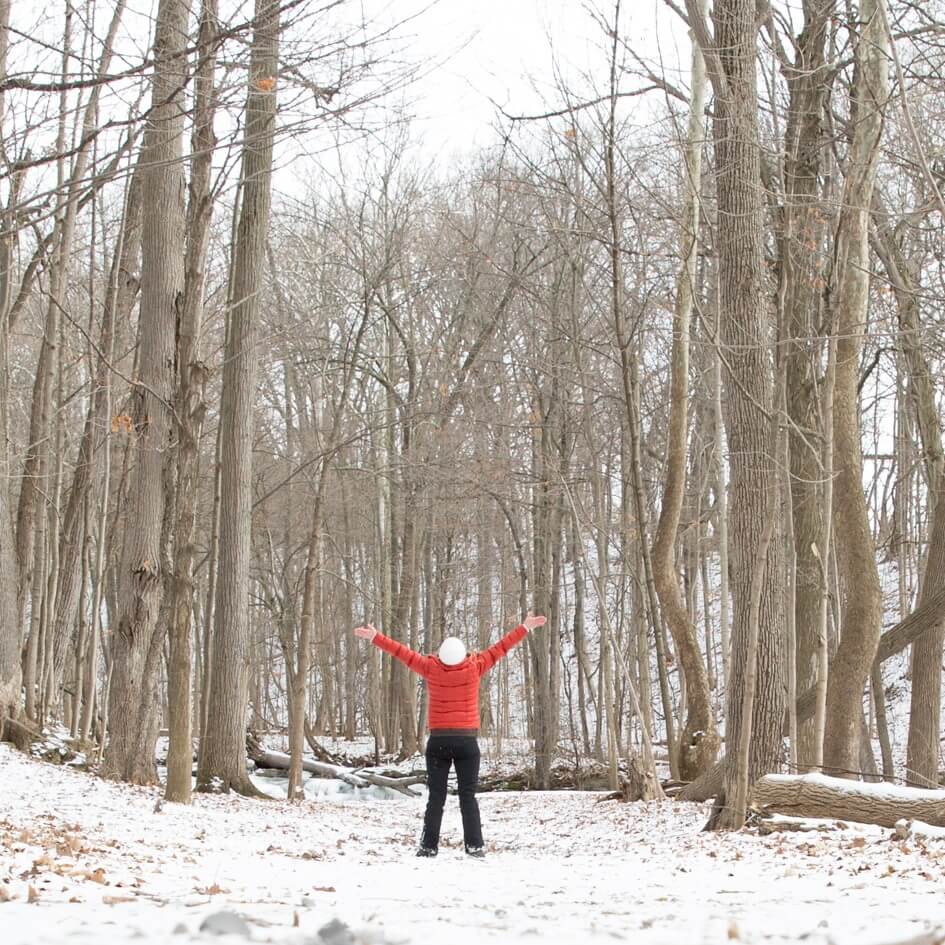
[[651, 0, 718, 783], [695, 0, 787, 828], [165, 0, 219, 806], [198, 0, 280, 795], [102, 0, 189, 784], [754, 773, 945, 829], [871, 199, 945, 788], [780, 0, 834, 772], [0, 0, 22, 727], [45, 1, 130, 702], [822, 0, 889, 777]]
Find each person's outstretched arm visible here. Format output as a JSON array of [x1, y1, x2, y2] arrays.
[[353, 624, 433, 678], [476, 612, 546, 676]]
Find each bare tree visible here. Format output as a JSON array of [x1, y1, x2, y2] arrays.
[[198, 0, 280, 794], [650, 0, 719, 783], [0, 0, 20, 731], [101, 0, 189, 783], [780, 0, 834, 773], [686, 0, 786, 828], [165, 0, 219, 805], [822, 0, 889, 777]]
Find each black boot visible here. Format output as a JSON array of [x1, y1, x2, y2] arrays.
[[416, 846, 438, 858], [464, 845, 486, 858]]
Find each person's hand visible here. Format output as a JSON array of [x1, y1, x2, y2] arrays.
[[353, 624, 378, 642], [524, 612, 546, 631]]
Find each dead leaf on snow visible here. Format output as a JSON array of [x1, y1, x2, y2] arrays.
[[31, 853, 56, 872], [196, 883, 228, 896]]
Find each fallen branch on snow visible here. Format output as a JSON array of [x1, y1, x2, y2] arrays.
[[246, 734, 425, 797], [754, 814, 855, 835]]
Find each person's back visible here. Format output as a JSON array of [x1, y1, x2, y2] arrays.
[[353, 612, 546, 857], [425, 658, 480, 732]]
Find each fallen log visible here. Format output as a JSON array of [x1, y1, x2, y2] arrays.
[[1, 717, 41, 754], [753, 773, 945, 829], [245, 735, 425, 797], [678, 760, 724, 802]]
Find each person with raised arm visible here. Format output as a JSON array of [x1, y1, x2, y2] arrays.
[[353, 612, 546, 858]]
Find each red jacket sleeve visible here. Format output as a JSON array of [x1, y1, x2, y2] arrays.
[[476, 624, 528, 677], [372, 632, 433, 678]]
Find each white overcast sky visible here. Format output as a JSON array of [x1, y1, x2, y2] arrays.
[[373, 0, 690, 160]]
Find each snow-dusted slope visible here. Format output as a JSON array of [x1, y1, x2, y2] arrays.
[[2, 744, 944, 945]]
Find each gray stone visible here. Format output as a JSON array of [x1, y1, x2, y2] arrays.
[[199, 910, 251, 938], [172, 923, 189, 935], [317, 918, 355, 945]]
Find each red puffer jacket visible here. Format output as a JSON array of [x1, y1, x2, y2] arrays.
[[371, 625, 528, 732]]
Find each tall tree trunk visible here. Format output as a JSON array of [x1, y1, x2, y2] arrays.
[[15, 10, 73, 701], [530, 390, 559, 789], [49, 1, 131, 694], [691, 0, 786, 828], [165, 0, 219, 805], [0, 0, 22, 727], [651, 0, 718, 782], [79, 170, 141, 743], [822, 0, 889, 777], [198, 0, 280, 794], [288, 517, 319, 799], [102, 0, 189, 783], [781, 0, 834, 772]]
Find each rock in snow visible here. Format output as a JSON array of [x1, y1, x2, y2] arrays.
[[199, 911, 252, 938], [315, 918, 356, 945]]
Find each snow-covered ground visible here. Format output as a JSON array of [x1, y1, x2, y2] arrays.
[[2, 745, 945, 945]]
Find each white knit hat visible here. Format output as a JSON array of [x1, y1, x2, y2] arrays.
[[438, 636, 467, 666]]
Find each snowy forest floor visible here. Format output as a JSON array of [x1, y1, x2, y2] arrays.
[[3, 745, 945, 945]]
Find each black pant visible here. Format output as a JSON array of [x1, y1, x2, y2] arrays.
[[421, 734, 482, 849]]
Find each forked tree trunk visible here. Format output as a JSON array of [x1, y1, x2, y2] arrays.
[[872, 199, 945, 788], [651, 0, 718, 782], [198, 0, 280, 795], [822, 0, 889, 777], [102, 0, 189, 784]]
